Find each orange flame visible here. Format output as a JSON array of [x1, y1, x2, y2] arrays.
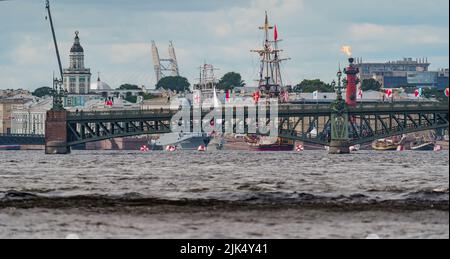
[[341, 45, 352, 57]]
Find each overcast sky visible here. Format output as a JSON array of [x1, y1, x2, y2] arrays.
[[0, 0, 448, 90]]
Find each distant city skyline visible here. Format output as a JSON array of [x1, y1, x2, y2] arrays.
[[0, 0, 448, 90]]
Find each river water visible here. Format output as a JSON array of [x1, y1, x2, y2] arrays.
[[0, 150, 448, 239]]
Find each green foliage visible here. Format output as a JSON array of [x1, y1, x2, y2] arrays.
[[361, 79, 382, 91], [156, 76, 190, 93], [293, 79, 333, 93], [403, 86, 417, 94], [422, 88, 449, 104], [32, 87, 53, 97], [139, 92, 155, 100], [117, 84, 140, 90], [217, 72, 245, 91], [125, 95, 138, 103]]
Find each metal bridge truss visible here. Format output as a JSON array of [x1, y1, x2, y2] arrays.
[[64, 104, 449, 147], [278, 104, 449, 146], [66, 110, 175, 146]]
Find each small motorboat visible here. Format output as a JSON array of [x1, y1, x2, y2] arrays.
[[410, 141, 435, 151], [372, 140, 399, 151], [0, 145, 21, 151]]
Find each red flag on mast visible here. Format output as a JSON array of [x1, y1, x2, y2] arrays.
[[274, 25, 278, 41]]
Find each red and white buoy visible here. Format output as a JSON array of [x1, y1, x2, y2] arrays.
[[397, 145, 405, 152], [197, 145, 207, 152], [434, 145, 443, 152], [140, 145, 149, 152], [166, 145, 177, 152], [295, 144, 304, 152]]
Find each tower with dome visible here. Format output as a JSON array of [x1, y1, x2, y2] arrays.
[[63, 31, 91, 95]]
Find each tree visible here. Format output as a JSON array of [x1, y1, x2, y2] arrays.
[[117, 84, 140, 90], [217, 72, 245, 91], [125, 95, 138, 103], [361, 79, 382, 91], [293, 79, 333, 93], [156, 76, 190, 93], [139, 92, 155, 100], [32, 87, 53, 97], [422, 87, 449, 104]]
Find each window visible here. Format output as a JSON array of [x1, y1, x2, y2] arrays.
[[79, 83, 86, 94], [69, 77, 76, 93]]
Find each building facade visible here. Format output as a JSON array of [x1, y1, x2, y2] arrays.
[[356, 58, 430, 80], [63, 31, 91, 95], [356, 58, 449, 89], [437, 69, 449, 89], [10, 98, 52, 135], [0, 98, 31, 134], [9, 95, 140, 136]]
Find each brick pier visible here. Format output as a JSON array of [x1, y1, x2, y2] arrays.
[[45, 110, 70, 154]]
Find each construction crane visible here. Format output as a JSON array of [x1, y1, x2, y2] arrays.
[[152, 41, 180, 84], [45, 0, 66, 110]]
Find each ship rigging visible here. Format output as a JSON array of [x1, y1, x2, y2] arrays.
[[251, 12, 290, 99]]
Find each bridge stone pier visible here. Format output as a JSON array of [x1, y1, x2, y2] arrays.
[[329, 140, 351, 154], [45, 110, 70, 154]]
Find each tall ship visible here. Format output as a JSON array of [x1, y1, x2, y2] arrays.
[[251, 12, 291, 99], [244, 12, 294, 151]]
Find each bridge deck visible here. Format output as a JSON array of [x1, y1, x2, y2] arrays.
[[66, 102, 448, 120]]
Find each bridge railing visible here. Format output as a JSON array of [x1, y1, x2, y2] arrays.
[[351, 102, 448, 111], [67, 108, 177, 120], [66, 102, 448, 120]]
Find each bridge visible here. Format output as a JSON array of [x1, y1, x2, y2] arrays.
[[44, 101, 449, 154]]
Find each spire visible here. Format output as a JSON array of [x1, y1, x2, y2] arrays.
[[70, 30, 84, 53], [74, 31, 79, 43], [97, 72, 101, 82]]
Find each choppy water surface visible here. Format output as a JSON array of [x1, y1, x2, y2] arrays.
[[0, 150, 448, 239]]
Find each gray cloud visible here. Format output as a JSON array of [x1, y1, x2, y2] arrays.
[[0, 0, 448, 90]]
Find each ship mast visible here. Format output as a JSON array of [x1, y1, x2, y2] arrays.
[[251, 12, 289, 98]]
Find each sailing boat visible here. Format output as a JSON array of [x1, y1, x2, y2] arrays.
[[244, 12, 294, 151], [251, 12, 290, 99]]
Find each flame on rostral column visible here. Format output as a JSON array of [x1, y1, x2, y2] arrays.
[[341, 45, 352, 57]]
